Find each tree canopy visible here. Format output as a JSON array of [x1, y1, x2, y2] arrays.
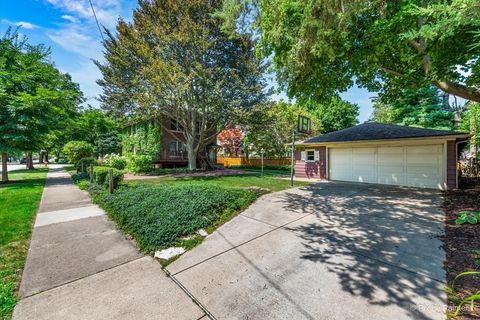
[[0, 29, 83, 180], [309, 97, 359, 133], [96, 0, 268, 169], [371, 86, 454, 130], [221, 0, 480, 103]]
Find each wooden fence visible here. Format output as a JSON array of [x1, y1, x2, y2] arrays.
[[217, 156, 291, 167]]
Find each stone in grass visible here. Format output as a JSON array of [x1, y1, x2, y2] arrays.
[[196, 229, 208, 237], [154, 247, 185, 260]]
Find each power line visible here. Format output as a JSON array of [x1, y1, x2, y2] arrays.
[[88, 0, 105, 43]]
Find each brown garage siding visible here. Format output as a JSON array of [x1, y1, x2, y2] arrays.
[[446, 141, 457, 189], [294, 146, 327, 179]]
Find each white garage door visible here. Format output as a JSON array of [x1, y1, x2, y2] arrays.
[[329, 145, 445, 189]]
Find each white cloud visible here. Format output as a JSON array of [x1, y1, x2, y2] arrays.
[[1, 19, 39, 29], [48, 26, 101, 59], [41, 0, 136, 105], [61, 15, 78, 23], [45, 0, 123, 29]]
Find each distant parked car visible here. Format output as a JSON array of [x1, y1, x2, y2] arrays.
[[18, 158, 26, 164]]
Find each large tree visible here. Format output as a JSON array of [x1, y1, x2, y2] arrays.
[[309, 97, 359, 133], [0, 29, 82, 181], [243, 101, 320, 157], [371, 86, 454, 129], [96, 0, 267, 170], [221, 0, 480, 103]]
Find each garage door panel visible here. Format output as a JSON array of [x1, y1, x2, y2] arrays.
[[407, 145, 442, 154], [329, 144, 444, 189]]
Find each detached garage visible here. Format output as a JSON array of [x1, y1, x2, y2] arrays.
[[295, 122, 470, 190]]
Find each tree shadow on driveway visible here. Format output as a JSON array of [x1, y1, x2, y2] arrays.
[[278, 182, 446, 320]]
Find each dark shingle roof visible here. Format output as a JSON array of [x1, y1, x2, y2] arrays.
[[303, 122, 469, 143]]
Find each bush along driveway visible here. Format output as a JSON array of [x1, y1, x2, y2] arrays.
[[443, 187, 480, 319], [73, 170, 309, 262]]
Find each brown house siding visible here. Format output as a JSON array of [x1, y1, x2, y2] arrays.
[[446, 140, 457, 190], [294, 146, 327, 179]]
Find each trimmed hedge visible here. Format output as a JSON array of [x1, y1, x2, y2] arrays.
[[93, 167, 124, 189], [97, 184, 259, 252]]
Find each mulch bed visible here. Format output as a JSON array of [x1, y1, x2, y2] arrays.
[[442, 186, 480, 319], [124, 169, 254, 181]]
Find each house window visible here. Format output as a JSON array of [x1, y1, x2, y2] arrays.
[[170, 119, 184, 132], [169, 141, 185, 153], [306, 150, 315, 162]]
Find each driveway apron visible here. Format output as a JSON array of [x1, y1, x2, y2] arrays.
[[167, 181, 446, 320]]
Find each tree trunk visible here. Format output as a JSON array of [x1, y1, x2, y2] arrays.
[[1, 152, 8, 183], [26, 152, 34, 170], [186, 140, 197, 170], [471, 111, 478, 158]]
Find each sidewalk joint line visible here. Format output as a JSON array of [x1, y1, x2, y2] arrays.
[[20, 255, 145, 300], [171, 213, 311, 276], [162, 267, 216, 320]]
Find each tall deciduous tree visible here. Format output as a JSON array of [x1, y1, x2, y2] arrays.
[[459, 102, 480, 157], [0, 29, 82, 181], [96, 0, 267, 170], [371, 86, 454, 130], [309, 97, 359, 133], [243, 101, 319, 157], [221, 0, 480, 103]]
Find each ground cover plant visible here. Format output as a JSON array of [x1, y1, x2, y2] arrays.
[[72, 169, 308, 257], [0, 168, 47, 319], [91, 184, 260, 253], [443, 188, 480, 319]]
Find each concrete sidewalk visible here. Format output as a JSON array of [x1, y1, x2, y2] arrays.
[[13, 166, 206, 320]]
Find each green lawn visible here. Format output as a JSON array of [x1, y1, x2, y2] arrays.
[[0, 168, 47, 320], [127, 170, 307, 192]]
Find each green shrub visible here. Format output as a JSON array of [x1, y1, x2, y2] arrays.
[[93, 167, 124, 189], [455, 211, 480, 225], [76, 157, 96, 172], [126, 154, 154, 173], [104, 153, 127, 170], [98, 184, 259, 252], [63, 141, 93, 164]]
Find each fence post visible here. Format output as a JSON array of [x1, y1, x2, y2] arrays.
[[290, 131, 295, 186], [108, 168, 113, 194], [261, 149, 264, 177], [81, 161, 85, 174], [90, 163, 94, 183]]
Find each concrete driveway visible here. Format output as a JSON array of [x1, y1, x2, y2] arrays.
[[167, 181, 446, 320]]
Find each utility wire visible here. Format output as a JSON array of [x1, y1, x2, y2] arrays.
[[88, 0, 105, 43]]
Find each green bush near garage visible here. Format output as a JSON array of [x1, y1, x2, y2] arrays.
[[94, 184, 260, 253]]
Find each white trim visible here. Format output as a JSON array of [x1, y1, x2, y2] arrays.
[[305, 149, 316, 162], [296, 135, 470, 147]]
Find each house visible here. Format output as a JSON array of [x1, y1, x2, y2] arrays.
[[295, 122, 470, 189], [123, 117, 217, 168]]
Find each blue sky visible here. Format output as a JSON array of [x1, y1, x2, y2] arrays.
[[0, 0, 376, 122]]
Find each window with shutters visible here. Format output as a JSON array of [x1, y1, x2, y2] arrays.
[[306, 150, 315, 162]]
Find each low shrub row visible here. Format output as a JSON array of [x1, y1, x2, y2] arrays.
[[93, 167, 124, 189], [126, 154, 154, 173], [96, 184, 260, 252]]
